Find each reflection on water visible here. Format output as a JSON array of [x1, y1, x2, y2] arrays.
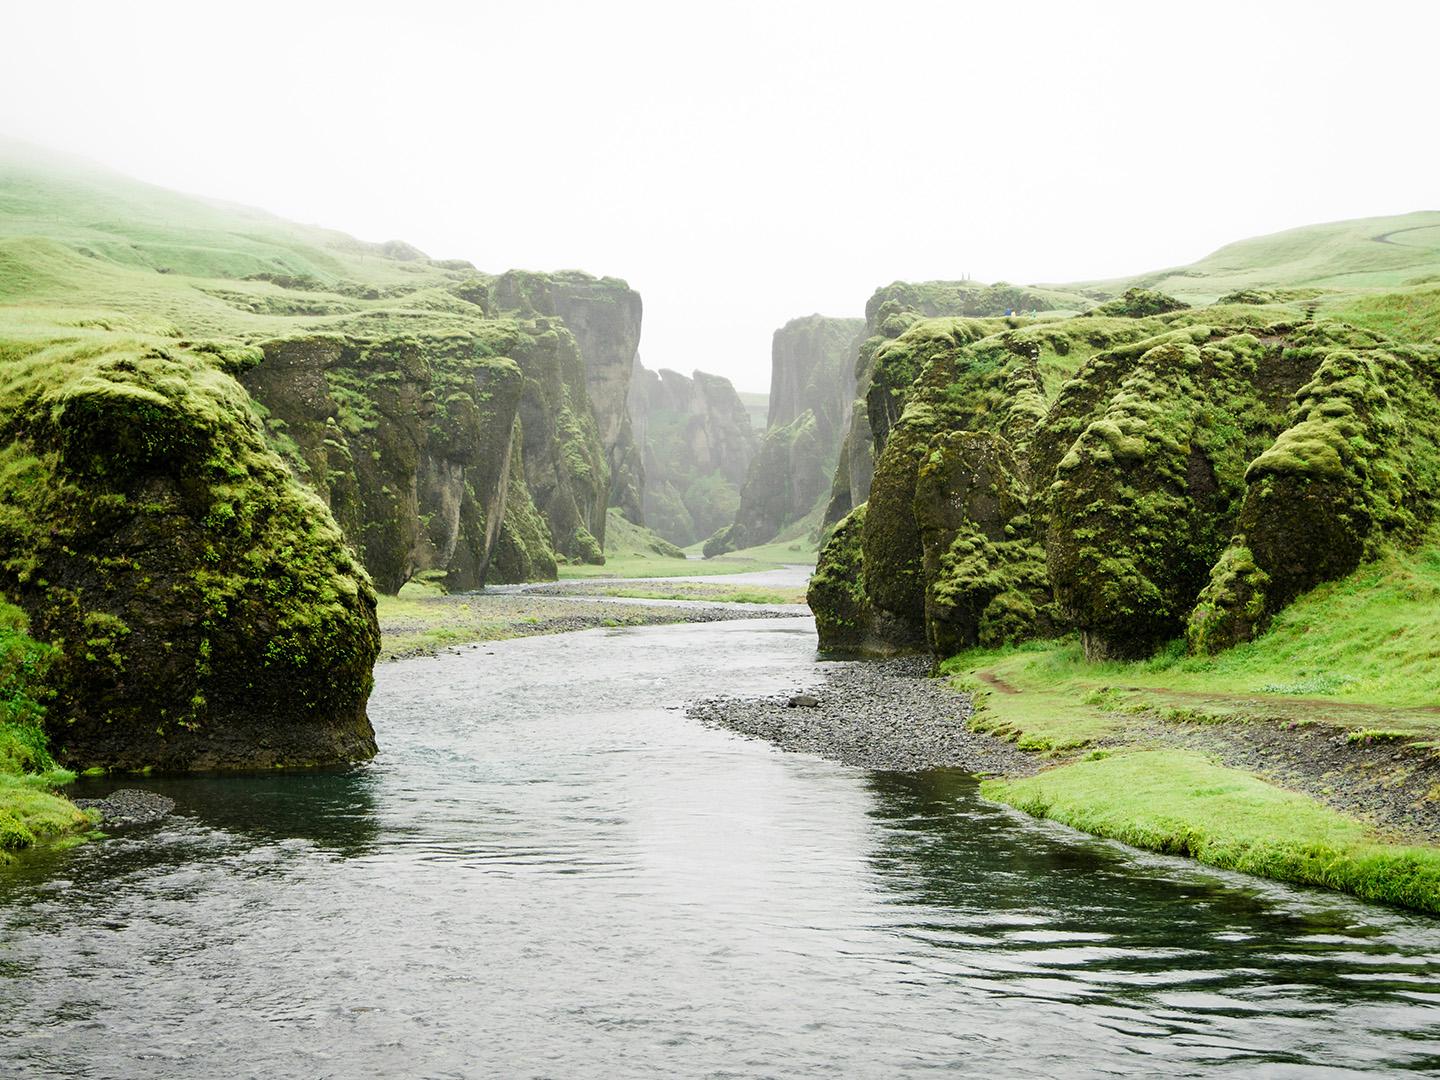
[[1, 617, 1438, 1078]]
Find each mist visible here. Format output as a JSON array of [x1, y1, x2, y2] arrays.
[[4, 0, 1435, 390]]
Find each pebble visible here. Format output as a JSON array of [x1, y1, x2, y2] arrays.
[[689, 657, 1037, 775]]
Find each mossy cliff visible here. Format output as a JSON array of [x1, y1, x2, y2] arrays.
[[720, 315, 863, 551], [628, 360, 758, 547], [810, 295, 1440, 661], [493, 270, 644, 529], [0, 337, 378, 769], [242, 330, 528, 593], [1188, 326, 1440, 652]]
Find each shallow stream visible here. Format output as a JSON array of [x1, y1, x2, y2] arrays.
[[3, 615, 1440, 1077]]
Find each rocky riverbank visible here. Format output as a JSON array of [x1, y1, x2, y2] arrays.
[[688, 657, 1037, 774], [71, 790, 175, 827]]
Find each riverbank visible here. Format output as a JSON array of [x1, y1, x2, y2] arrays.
[[693, 635, 1440, 915]]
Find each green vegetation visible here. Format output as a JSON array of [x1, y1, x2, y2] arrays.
[[1040, 534, 1440, 712], [1068, 212, 1440, 300], [0, 600, 93, 861], [983, 751, 1440, 915]]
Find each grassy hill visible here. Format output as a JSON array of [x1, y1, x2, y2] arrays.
[[1062, 211, 1440, 303]]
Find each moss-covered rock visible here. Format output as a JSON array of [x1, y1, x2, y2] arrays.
[[1189, 325, 1440, 649], [808, 298, 1367, 663], [916, 431, 1053, 655], [244, 330, 526, 593], [809, 506, 872, 652], [1086, 287, 1189, 318], [0, 341, 378, 770], [493, 270, 643, 531], [1044, 330, 1305, 659]]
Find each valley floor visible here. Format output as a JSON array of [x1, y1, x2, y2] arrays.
[[376, 584, 808, 662]]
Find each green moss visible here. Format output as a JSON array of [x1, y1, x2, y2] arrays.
[[1085, 287, 1189, 318], [809, 505, 872, 650], [0, 338, 379, 770], [1195, 324, 1440, 648], [984, 750, 1440, 915]]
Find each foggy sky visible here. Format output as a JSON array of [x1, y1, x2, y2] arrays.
[[3, 1, 1436, 392]]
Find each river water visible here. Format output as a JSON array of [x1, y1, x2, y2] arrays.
[[4, 615, 1440, 1078]]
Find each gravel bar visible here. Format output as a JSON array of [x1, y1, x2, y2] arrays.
[[689, 656, 1038, 775], [71, 789, 175, 827]]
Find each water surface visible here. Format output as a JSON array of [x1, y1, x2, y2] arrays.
[[3, 616, 1439, 1077]]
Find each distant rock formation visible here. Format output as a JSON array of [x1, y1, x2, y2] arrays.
[[628, 359, 759, 546], [706, 315, 862, 555]]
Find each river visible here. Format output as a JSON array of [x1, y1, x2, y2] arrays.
[[3, 615, 1439, 1077]]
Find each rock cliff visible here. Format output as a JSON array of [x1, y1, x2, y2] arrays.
[[824, 281, 1071, 527], [242, 330, 527, 593], [628, 359, 759, 546], [493, 270, 645, 529], [0, 341, 379, 770]]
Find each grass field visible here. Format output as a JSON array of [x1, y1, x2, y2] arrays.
[[1063, 211, 1440, 302]]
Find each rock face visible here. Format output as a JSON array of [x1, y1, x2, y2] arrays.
[[0, 344, 379, 770], [243, 331, 527, 594], [628, 360, 759, 546], [493, 270, 645, 529], [715, 316, 863, 553], [809, 296, 1440, 661]]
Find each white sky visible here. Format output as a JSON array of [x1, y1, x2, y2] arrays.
[[3, 0, 1436, 392]]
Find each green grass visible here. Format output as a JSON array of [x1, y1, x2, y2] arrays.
[[984, 751, 1440, 914], [942, 533, 1440, 753], [1064, 212, 1440, 302], [1321, 285, 1440, 342]]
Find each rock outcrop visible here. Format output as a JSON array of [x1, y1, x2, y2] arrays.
[[809, 297, 1440, 661], [628, 360, 759, 546], [0, 343, 379, 770], [493, 270, 645, 529]]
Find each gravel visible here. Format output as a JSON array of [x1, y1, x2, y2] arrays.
[[71, 789, 175, 827], [689, 656, 1037, 775]]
